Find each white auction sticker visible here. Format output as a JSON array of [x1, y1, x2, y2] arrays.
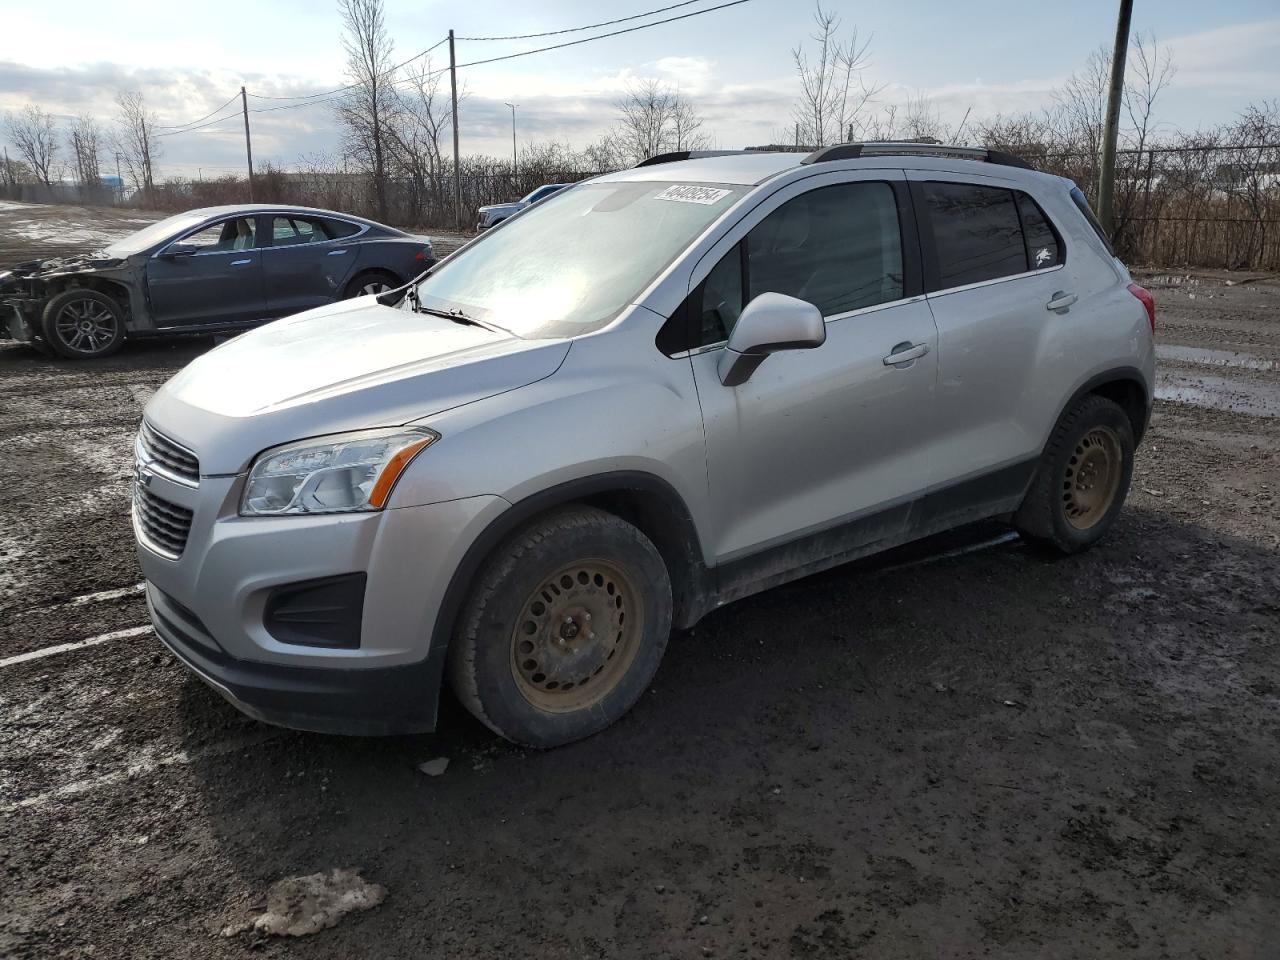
[[654, 184, 732, 205]]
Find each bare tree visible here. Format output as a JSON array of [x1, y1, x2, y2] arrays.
[[112, 90, 161, 203], [864, 92, 951, 143], [5, 105, 61, 188], [335, 0, 397, 221], [791, 2, 880, 148], [613, 79, 712, 164], [386, 57, 459, 220], [68, 114, 103, 188]]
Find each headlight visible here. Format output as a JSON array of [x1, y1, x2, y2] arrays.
[[240, 427, 439, 517]]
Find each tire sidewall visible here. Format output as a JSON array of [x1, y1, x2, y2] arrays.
[[1044, 399, 1135, 550], [344, 270, 399, 299], [42, 289, 125, 360], [461, 514, 672, 747]]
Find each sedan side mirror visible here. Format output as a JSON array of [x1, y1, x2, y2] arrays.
[[717, 292, 826, 386], [160, 243, 197, 259]]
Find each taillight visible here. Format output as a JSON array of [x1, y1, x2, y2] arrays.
[[414, 247, 432, 261], [1127, 282, 1155, 333]]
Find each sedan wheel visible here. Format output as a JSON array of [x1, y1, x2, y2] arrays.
[[360, 281, 394, 296], [40, 288, 126, 359]]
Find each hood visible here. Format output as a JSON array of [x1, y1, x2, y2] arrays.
[[146, 296, 570, 473], [5, 253, 125, 277], [478, 202, 522, 216]]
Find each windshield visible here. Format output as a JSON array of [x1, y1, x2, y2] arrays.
[[416, 180, 744, 338], [101, 211, 211, 257]]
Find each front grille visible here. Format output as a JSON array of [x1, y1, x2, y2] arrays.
[[138, 422, 200, 485], [134, 485, 194, 558]]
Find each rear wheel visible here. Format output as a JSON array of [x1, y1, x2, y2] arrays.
[[448, 506, 672, 748], [1015, 394, 1135, 553], [343, 270, 400, 299], [41, 288, 125, 359]]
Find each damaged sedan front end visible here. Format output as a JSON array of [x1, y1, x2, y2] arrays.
[[0, 253, 142, 356]]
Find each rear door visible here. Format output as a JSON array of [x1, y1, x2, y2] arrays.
[[146, 216, 267, 327], [686, 171, 939, 571], [261, 215, 357, 317], [906, 173, 1069, 500]]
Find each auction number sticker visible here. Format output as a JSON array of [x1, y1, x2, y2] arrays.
[[654, 184, 732, 205]]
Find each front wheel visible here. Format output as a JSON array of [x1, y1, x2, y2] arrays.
[[448, 506, 673, 748], [1015, 394, 1135, 553], [41, 288, 125, 359]]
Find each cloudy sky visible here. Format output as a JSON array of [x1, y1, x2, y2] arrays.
[[2, 0, 1278, 179]]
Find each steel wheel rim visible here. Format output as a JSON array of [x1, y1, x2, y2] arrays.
[[55, 299, 117, 354], [1063, 425, 1122, 530], [510, 558, 643, 713]]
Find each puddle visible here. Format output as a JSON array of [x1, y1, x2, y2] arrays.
[[1156, 345, 1280, 372], [1156, 370, 1280, 417]]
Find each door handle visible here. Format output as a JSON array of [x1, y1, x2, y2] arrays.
[[1046, 290, 1078, 311], [883, 341, 930, 366], [230, 258, 252, 267], [327, 249, 349, 256]]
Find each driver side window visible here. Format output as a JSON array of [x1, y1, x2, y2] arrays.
[[183, 217, 258, 253], [694, 181, 905, 346]]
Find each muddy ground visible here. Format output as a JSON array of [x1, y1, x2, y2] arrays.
[[1, 203, 1278, 959]]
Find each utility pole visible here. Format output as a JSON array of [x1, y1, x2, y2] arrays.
[[449, 29, 462, 230], [241, 85, 255, 202], [2, 146, 11, 188], [115, 152, 123, 204], [1097, 0, 1133, 238], [504, 102, 518, 187]]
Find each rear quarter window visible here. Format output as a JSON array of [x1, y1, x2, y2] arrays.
[[323, 219, 362, 240], [1015, 193, 1063, 270], [1069, 186, 1115, 256]]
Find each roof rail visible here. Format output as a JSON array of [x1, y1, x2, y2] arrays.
[[800, 142, 1034, 170], [634, 150, 752, 168]]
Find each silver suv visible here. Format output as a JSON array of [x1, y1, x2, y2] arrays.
[[134, 143, 1156, 748]]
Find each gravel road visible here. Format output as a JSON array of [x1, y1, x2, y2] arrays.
[[1, 203, 1277, 959]]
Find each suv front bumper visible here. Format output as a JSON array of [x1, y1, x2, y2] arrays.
[[135, 479, 506, 735], [147, 581, 448, 735]]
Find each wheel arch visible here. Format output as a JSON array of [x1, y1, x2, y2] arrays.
[[1053, 366, 1152, 446], [343, 266, 402, 298], [428, 471, 711, 660], [43, 276, 133, 318]]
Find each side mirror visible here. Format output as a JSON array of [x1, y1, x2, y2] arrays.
[[717, 292, 826, 386], [160, 243, 197, 259]]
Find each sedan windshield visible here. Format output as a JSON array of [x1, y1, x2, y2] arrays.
[[416, 180, 744, 338], [101, 211, 211, 258]]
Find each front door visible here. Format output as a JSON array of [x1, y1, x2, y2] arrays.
[[147, 216, 267, 327], [687, 173, 939, 577]]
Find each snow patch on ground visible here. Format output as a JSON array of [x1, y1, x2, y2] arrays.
[[222, 869, 387, 937]]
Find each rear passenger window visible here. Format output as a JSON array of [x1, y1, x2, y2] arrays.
[[1016, 193, 1061, 270], [923, 182, 1026, 287]]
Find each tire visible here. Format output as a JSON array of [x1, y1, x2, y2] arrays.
[[1015, 394, 1135, 554], [41, 288, 125, 359], [343, 270, 400, 299], [448, 505, 673, 748]]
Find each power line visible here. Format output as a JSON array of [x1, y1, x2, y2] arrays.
[[456, 0, 707, 41], [156, 111, 244, 138], [154, 92, 241, 131], [245, 35, 449, 103], [154, 0, 753, 135], [451, 0, 753, 71]]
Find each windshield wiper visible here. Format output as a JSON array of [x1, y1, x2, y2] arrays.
[[411, 298, 514, 337]]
